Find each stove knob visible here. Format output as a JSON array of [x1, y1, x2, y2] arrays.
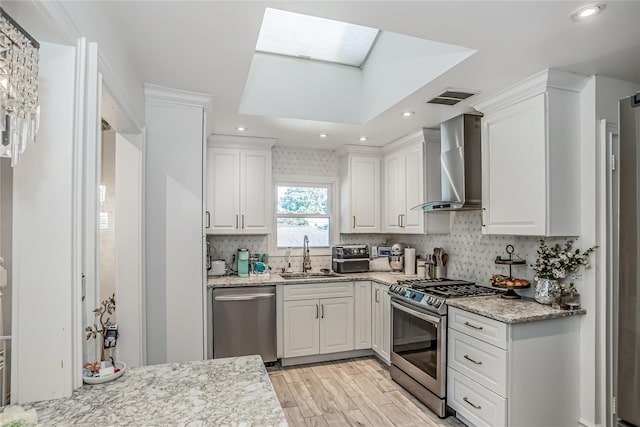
[[427, 297, 434, 305], [411, 293, 417, 300], [434, 301, 442, 308]]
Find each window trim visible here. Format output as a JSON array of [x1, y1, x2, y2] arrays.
[[270, 174, 338, 257]]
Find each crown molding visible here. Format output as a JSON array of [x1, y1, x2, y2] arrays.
[[208, 134, 276, 150], [382, 128, 435, 153], [334, 144, 382, 157], [144, 84, 213, 111], [473, 68, 590, 114]]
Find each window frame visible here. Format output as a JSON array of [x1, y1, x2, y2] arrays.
[[270, 174, 338, 256]]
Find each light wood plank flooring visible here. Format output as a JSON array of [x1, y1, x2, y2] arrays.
[[268, 357, 464, 427]]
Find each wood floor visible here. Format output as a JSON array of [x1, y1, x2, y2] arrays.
[[268, 357, 464, 427]]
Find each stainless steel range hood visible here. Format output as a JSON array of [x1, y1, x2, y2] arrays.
[[415, 113, 482, 212]]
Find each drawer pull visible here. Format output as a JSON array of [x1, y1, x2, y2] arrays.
[[464, 354, 483, 365], [464, 321, 483, 330], [463, 396, 481, 410]]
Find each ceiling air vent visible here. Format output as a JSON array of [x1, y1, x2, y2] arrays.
[[427, 89, 478, 106]]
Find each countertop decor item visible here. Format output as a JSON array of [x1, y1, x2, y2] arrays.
[[531, 239, 597, 305], [491, 244, 529, 299], [83, 360, 126, 385], [85, 293, 117, 361]]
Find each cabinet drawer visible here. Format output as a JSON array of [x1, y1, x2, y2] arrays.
[[447, 368, 507, 427], [448, 329, 507, 396], [448, 307, 508, 349], [283, 282, 353, 301]]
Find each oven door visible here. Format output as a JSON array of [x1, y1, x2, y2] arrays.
[[390, 299, 446, 398]]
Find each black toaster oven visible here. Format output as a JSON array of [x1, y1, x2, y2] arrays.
[[331, 245, 370, 273]]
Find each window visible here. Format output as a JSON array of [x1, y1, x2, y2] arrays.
[[276, 184, 333, 248], [256, 8, 380, 68]]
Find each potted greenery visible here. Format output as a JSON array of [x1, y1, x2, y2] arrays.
[[530, 240, 597, 305]]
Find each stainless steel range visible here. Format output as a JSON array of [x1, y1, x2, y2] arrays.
[[388, 278, 503, 417]]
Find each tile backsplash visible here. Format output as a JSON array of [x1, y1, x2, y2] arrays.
[[209, 146, 582, 299]]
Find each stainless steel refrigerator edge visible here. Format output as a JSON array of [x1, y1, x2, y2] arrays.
[[208, 286, 277, 363], [617, 92, 640, 427]]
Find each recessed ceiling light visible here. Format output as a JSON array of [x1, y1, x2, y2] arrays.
[[359, 137, 368, 142], [570, 3, 606, 21], [236, 126, 247, 131], [402, 111, 415, 117], [319, 133, 328, 138]]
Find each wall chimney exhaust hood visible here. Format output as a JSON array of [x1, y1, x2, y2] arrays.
[[414, 113, 482, 212]]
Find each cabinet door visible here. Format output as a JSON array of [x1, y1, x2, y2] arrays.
[[208, 148, 240, 233], [283, 300, 320, 358], [240, 149, 271, 233], [383, 154, 404, 232], [319, 297, 354, 354], [403, 143, 425, 233], [482, 94, 547, 235], [354, 282, 372, 350], [381, 289, 391, 362], [351, 157, 380, 232]]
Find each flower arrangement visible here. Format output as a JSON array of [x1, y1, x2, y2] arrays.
[[85, 293, 116, 361], [531, 240, 598, 280]]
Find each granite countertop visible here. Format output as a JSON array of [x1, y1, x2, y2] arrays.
[[207, 271, 417, 288], [447, 295, 587, 324], [26, 355, 286, 426]]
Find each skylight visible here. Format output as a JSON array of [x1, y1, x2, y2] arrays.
[[255, 8, 380, 68]]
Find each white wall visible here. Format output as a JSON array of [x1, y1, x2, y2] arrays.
[[145, 93, 206, 364], [11, 42, 77, 403], [100, 129, 116, 303], [0, 158, 13, 403], [593, 76, 640, 426], [114, 132, 144, 368], [240, 52, 362, 124], [2, 1, 145, 134]]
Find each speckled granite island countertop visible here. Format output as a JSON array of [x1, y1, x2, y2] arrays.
[[447, 295, 587, 324], [26, 355, 286, 426], [207, 271, 417, 288]]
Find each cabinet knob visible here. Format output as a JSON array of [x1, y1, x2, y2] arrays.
[[352, 216, 356, 229], [205, 211, 211, 228], [481, 208, 486, 227]]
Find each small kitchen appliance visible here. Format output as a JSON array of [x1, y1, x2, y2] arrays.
[[331, 245, 369, 273], [237, 248, 249, 277], [389, 243, 406, 273], [387, 278, 503, 417], [209, 260, 226, 276]]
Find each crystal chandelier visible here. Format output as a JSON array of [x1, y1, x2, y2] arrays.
[[0, 8, 40, 167]]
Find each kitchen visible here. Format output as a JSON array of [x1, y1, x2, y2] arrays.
[[0, 1, 639, 426]]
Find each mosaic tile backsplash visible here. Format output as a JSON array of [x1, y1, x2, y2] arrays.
[[208, 147, 584, 299]]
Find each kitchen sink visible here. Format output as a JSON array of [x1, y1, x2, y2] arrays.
[[279, 272, 344, 280]]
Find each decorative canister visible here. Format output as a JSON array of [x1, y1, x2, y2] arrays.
[[534, 278, 558, 305]]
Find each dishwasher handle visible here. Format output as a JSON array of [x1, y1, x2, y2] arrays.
[[214, 293, 275, 301]]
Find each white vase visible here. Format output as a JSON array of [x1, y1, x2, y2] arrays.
[[534, 278, 558, 305]]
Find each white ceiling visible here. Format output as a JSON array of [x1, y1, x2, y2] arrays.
[[32, 1, 640, 148]]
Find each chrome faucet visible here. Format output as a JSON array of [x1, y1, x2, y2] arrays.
[[302, 235, 312, 273]]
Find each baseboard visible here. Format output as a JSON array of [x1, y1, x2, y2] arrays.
[[281, 349, 373, 367]]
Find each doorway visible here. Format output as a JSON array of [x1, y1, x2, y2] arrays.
[[88, 85, 145, 370]]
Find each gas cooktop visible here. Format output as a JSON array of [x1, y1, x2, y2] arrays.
[[389, 279, 504, 315]]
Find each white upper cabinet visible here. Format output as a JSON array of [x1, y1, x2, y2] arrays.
[[382, 129, 450, 234], [475, 69, 589, 236], [206, 135, 275, 234], [338, 150, 381, 233]]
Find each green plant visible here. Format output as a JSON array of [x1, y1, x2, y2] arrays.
[[530, 240, 598, 280], [85, 293, 115, 360]]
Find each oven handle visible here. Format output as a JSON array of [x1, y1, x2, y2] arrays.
[[391, 300, 441, 326]]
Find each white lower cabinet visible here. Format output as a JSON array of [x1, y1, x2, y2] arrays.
[[354, 281, 372, 350], [371, 283, 391, 363], [447, 307, 580, 427], [282, 283, 355, 359], [283, 299, 320, 358]]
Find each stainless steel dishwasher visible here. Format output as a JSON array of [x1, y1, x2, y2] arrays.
[[211, 286, 277, 363]]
